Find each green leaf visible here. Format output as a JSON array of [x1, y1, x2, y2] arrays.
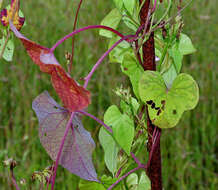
[[79, 175, 122, 190], [0, 38, 14, 62], [126, 173, 138, 190], [113, 0, 123, 11], [99, 127, 119, 176], [122, 52, 143, 98], [123, 0, 135, 15], [139, 71, 199, 128], [120, 98, 139, 116], [104, 105, 134, 155], [179, 33, 196, 55], [99, 8, 122, 38], [162, 63, 177, 89], [138, 172, 151, 190], [108, 36, 131, 63], [169, 43, 183, 73]]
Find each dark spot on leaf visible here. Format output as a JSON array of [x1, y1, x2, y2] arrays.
[[151, 102, 156, 109], [157, 110, 161, 116], [173, 110, 177, 115], [7, 47, 10, 50], [53, 106, 58, 109], [146, 100, 153, 105], [124, 67, 128, 71], [155, 107, 160, 110], [161, 100, 166, 105]]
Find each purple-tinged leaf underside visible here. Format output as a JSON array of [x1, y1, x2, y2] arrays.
[[32, 91, 98, 182]]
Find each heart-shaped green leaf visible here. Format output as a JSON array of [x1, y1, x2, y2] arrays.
[[104, 105, 134, 155], [99, 127, 119, 176], [139, 71, 199, 128]]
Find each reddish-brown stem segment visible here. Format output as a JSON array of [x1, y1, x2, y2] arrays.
[[139, 0, 162, 189]]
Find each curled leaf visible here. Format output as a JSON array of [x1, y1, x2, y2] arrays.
[[10, 22, 91, 112], [32, 91, 98, 182]]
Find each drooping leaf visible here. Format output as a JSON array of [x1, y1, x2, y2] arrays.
[[121, 52, 143, 98], [104, 105, 134, 155], [79, 175, 122, 190], [99, 8, 122, 38], [32, 91, 98, 181], [10, 22, 91, 112], [139, 71, 199, 128], [179, 33, 196, 55], [99, 127, 119, 176], [0, 38, 14, 61]]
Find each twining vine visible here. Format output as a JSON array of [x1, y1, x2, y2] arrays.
[[1, 0, 199, 190]]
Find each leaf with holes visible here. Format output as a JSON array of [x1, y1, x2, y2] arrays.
[[0, 38, 14, 62], [139, 71, 199, 128], [32, 91, 98, 181], [10, 22, 90, 112]]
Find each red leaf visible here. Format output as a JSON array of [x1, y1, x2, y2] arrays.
[[10, 22, 91, 112]]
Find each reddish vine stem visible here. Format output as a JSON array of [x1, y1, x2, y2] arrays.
[[69, 0, 83, 73], [139, 0, 162, 189]]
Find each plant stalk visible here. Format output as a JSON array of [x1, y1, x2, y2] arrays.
[[139, 0, 163, 189]]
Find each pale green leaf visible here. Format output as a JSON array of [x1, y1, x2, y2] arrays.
[[179, 33, 196, 55], [0, 38, 14, 62], [126, 173, 138, 190], [139, 71, 199, 128], [169, 43, 183, 73], [162, 63, 177, 89], [99, 127, 119, 176], [99, 8, 122, 38], [138, 172, 151, 190]]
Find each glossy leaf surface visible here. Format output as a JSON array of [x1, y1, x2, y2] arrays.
[[32, 91, 98, 181]]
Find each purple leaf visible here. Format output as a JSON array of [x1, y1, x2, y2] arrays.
[[32, 91, 98, 182]]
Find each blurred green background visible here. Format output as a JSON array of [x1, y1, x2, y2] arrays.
[[0, 0, 217, 189]]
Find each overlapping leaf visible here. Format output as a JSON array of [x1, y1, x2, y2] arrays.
[[32, 91, 98, 181], [10, 22, 91, 112]]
